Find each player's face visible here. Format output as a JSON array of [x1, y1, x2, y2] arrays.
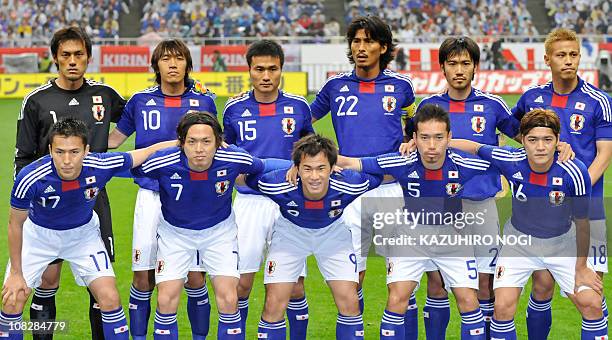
[[298, 152, 332, 200], [413, 120, 451, 167], [55, 39, 90, 82], [250, 55, 282, 95], [183, 124, 217, 171], [522, 127, 558, 168], [49, 135, 89, 181], [158, 51, 187, 86], [351, 29, 387, 72], [442, 51, 476, 91], [545, 40, 580, 81]]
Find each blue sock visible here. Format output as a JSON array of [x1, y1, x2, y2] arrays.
[[100, 307, 129, 340], [581, 316, 607, 339], [460, 308, 486, 339], [404, 293, 418, 340], [128, 284, 152, 340], [602, 297, 608, 320], [526, 294, 551, 340], [238, 297, 249, 334], [423, 296, 450, 340], [358, 288, 364, 314], [337, 313, 364, 339], [490, 318, 516, 340], [380, 310, 404, 339], [185, 285, 210, 340], [258, 319, 286, 340], [479, 299, 494, 339], [287, 296, 309, 340], [218, 311, 243, 339], [0, 311, 23, 339], [153, 310, 178, 339]]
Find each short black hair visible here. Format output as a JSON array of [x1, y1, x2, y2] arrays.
[[346, 16, 396, 70], [50, 26, 92, 60], [292, 134, 338, 167], [413, 104, 451, 133], [48, 117, 89, 147], [246, 40, 285, 68], [176, 111, 223, 148], [438, 36, 480, 66], [151, 39, 193, 86]]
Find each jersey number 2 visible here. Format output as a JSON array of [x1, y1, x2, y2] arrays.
[[335, 96, 358, 116]]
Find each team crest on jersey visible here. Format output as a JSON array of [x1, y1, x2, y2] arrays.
[[267, 260, 276, 274], [133, 249, 141, 264], [92, 104, 105, 121], [382, 96, 396, 113], [570, 114, 584, 131], [215, 180, 230, 195], [84, 187, 99, 200], [445, 183, 462, 197], [156, 260, 165, 273], [496, 266, 505, 279], [282, 118, 296, 135], [328, 208, 343, 218], [471, 116, 486, 134], [549, 190, 565, 206]]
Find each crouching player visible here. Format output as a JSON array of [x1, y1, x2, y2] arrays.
[[242, 134, 383, 339], [450, 108, 606, 339], [1, 118, 176, 339]]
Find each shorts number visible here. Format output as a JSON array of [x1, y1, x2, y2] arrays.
[[108, 237, 114, 256], [40, 196, 60, 208], [466, 259, 477, 279], [142, 110, 160, 130], [592, 245, 607, 265], [509, 182, 527, 202], [335, 96, 358, 116], [89, 251, 109, 271], [349, 253, 358, 273], [232, 250, 239, 270], [171, 183, 183, 200], [238, 120, 256, 141], [488, 247, 499, 267], [406, 183, 420, 197]]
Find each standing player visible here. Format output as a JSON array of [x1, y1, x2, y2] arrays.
[[309, 15, 417, 334], [108, 39, 217, 340], [338, 105, 490, 339], [450, 109, 607, 339], [1, 118, 175, 340], [413, 37, 519, 339], [13, 26, 125, 340], [243, 134, 382, 340], [222, 40, 314, 338], [511, 28, 612, 338]]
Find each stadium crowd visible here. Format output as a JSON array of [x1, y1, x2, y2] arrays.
[[545, 0, 611, 34]]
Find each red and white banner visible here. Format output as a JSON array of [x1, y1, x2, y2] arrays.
[[201, 45, 248, 72], [0, 47, 47, 73], [100, 46, 150, 72]]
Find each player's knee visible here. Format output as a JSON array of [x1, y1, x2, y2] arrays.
[[574, 294, 603, 318], [493, 296, 517, 319], [531, 278, 555, 300], [426, 281, 447, 298], [215, 289, 238, 313], [237, 274, 255, 298], [156, 291, 180, 312], [40, 267, 61, 288], [132, 270, 155, 291], [290, 279, 305, 299], [386, 290, 409, 311], [185, 271, 205, 288], [96, 288, 121, 310]]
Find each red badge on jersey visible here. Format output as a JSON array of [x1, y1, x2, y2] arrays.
[[359, 81, 375, 93], [529, 172, 548, 186], [425, 169, 443, 181], [305, 200, 324, 209], [551, 93, 568, 108], [164, 97, 181, 107], [62, 180, 80, 192], [449, 100, 465, 113], [259, 103, 276, 116], [189, 171, 208, 181]]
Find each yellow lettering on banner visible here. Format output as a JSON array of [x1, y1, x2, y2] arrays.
[[0, 72, 307, 99]]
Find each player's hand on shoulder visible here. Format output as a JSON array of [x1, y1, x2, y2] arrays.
[[332, 165, 343, 173], [220, 141, 230, 149], [2, 272, 30, 306], [229, 91, 249, 100], [574, 265, 603, 295], [285, 165, 298, 186], [557, 141, 575, 162], [399, 140, 416, 156]]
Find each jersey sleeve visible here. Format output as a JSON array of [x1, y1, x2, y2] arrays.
[[361, 171, 383, 190], [449, 151, 491, 181], [401, 81, 416, 109], [360, 152, 411, 179], [263, 158, 293, 172], [493, 98, 520, 138], [204, 96, 218, 116], [593, 93, 612, 140], [109, 89, 127, 123], [568, 160, 592, 219], [222, 107, 238, 144], [92, 152, 133, 177], [477, 145, 520, 173], [300, 101, 315, 136], [115, 96, 136, 136], [10, 166, 37, 210], [310, 82, 331, 120], [511, 93, 528, 123], [131, 152, 162, 179], [14, 97, 40, 177]]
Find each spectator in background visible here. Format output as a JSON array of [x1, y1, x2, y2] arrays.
[[395, 47, 407, 71], [38, 51, 52, 73], [275, 16, 291, 36]]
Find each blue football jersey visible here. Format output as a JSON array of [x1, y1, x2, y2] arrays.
[[478, 145, 591, 238], [512, 78, 612, 219], [418, 88, 519, 200], [116, 81, 217, 192], [310, 69, 416, 157], [361, 149, 490, 225], [132, 145, 263, 230], [223, 90, 314, 194], [246, 168, 383, 229], [11, 152, 132, 230]]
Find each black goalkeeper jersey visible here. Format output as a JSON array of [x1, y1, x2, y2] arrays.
[[14, 78, 126, 175]]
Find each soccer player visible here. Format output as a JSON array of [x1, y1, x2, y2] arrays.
[[132, 111, 277, 339], [511, 28, 612, 338], [1, 118, 175, 340], [309, 15, 417, 333], [413, 37, 519, 339], [338, 104, 491, 340], [13, 26, 126, 340], [243, 134, 382, 340], [222, 40, 314, 337], [450, 108, 607, 339], [108, 38, 217, 340]]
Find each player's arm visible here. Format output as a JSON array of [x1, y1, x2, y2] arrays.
[[309, 83, 332, 125], [588, 139, 612, 185], [108, 128, 129, 149], [128, 140, 178, 168], [448, 139, 483, 155], [14, 100, 40, 177], [2, 207, 30, 306], [336, 155, 362, 171], [573, 217, 602, 294]]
